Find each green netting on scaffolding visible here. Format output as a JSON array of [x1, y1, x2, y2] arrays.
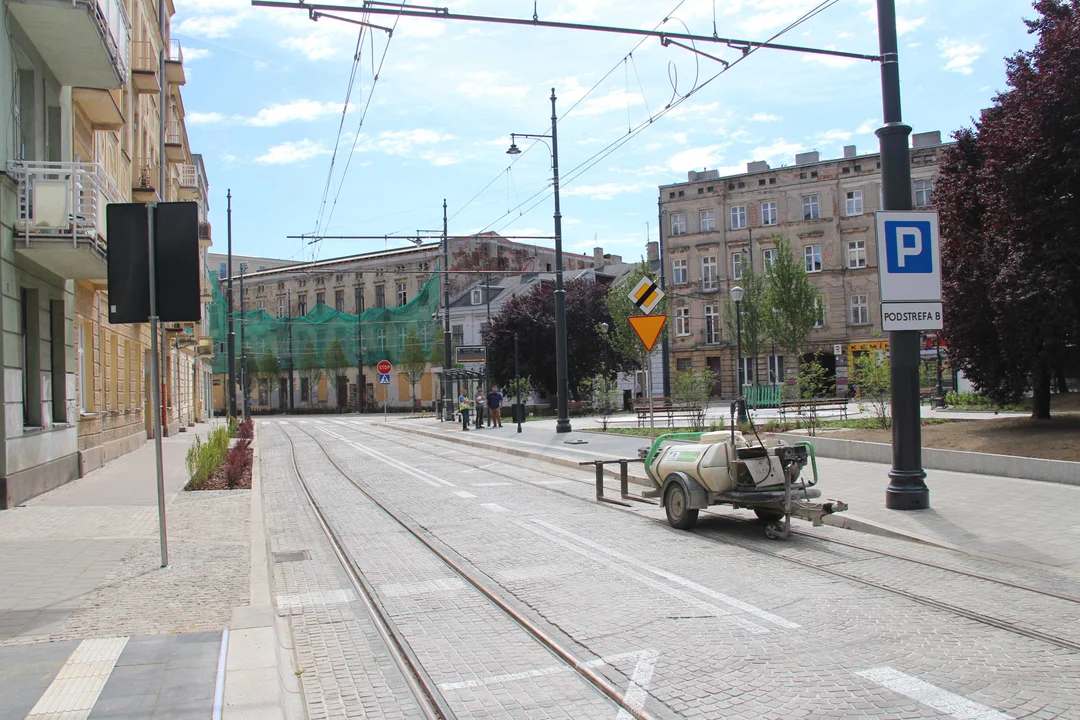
[[208, 271, 442, 375]]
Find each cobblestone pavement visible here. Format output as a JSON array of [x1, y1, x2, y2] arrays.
[[260, 416, 1080, 720]]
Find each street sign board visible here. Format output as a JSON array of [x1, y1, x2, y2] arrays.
[[378, 373, 391, 385], [456, 345, 486, 364], [833, 344, 843, 357], [881, 302, 944, 331], [628, 315, 667, 353], [377, 360, 392, 374], [876, 211, 942, 304], [627, 276, 664, 315]]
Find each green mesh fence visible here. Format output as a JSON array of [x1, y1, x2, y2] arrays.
[[208, 271, 442, 375]]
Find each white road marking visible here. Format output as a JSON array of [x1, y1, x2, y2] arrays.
[[532, 519, 799, 630], [298, 420, 309, 424], [26, 636, 129, 718], [517, 522, 767, 634], [481, 503, 509, 513], [616, 650, 658, 720], [438, 650, 647, 691], [277, 589, 356, 609], [480, 461, 502, 469], [857, 667, 1013, 720], [379, 578, 467, 598], [452, 491, 476, 499], [470, 482, 512, 487], [530, 479, 575, 486], [345, 442, 456, 487]]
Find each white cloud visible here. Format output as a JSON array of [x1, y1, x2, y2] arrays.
[[667, 145, 729, 173], [644, 142, 663, 152], [897, 17, 926, 35], [248, 100, 345, 127], [221, 153, 237, 165], [562, 182, 652, 200], [671, 132, 688, 145], [175, 0, 248, 12], [182, 47, 212, 61], [255, 139, 331, 165], [751, 139, 806, 164], [175, 15, 242, 39], [456, 72, 529, 102], [576, 89, 645, 117], [816, 128, 853, 144], [253, 60, 269, 71], [187, 111, 225, 124], [856, 118, 879, 135], [749, 113, 781, 123], [664, 102, 721, 121], [939, 37, 985, 75], [374, 129, 456, 155]]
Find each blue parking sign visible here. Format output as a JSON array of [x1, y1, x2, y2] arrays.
[[884, 219, 934, 274], [876, 211, 941, 304]]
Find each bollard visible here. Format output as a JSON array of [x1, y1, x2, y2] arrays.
[[595, 462, 605, 500], [619, 461, 629, 498]]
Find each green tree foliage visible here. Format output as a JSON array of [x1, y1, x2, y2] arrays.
[[400, 329, 428, 406], [325, 340, 349, 406], [672, 368, 714, 431], [854, 351, 891, 429], [724, 253, 768, 387], [796, 355, 833, 436], [298, 340, 323, 405], [763, 235, 819, 360]]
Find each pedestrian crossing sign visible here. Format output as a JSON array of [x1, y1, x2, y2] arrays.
[[627, 275, 664, 315], [379, 373, 391, 385]]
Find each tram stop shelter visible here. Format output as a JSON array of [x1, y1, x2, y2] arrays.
[[440, 368, 486, 421]]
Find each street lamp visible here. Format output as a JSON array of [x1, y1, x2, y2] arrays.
[[730, 285, 748, 425], [514, 332, 522, 434], [506, 88, 571, 433]]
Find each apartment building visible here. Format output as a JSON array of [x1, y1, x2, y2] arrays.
[[659, 131, 948, 398], [0, 0, 212, 505]]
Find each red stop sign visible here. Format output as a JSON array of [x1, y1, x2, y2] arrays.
[[377, 360, 392, 374]]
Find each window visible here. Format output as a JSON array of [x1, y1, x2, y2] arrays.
[[731, 251, 745, 280], [256, 300, 265, 312], [675, 307, 690, 336], [277, 297, 286, 318], [762, 248, 777, 272], [671, 213, 686, 235], [471, 288, 483, 305], [376, 328, 387, 351], [315, 291, 325, 306], [915, 179, 934, 207], [374, 285, 385, 308], [672, 258, 688, 285], [397, 281, 407, 307], [699, 209, 715, 233], [730, 205, 747, 230], [814, 296, 826, 328], [739, 357, 754, 387], [355, 288, 365, 313], [451, 324, 464, 346], [845, 190, 864, 216], [335, 289, 345, 312], [850, 294, 869, 325], [301, 377, 309, 402], [767, 354, 785, 384], [397, 326, 408, 346], [804, 244, 822, 273], [219, 263, 227, 277], [802, 194, 820, 221], [78, 323, 87, 413], [676, 358, 693, 371], [847, 240, 867, 269], [760, 201, 777, 226], [704, 305, 719, 344], [701, 256, 718, 291], [297, 294, 307, 315], [50, 300, 65, 422]]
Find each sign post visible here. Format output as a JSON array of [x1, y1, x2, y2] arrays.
[[377, 360, 392, 424], [626, 276, 667, 439]]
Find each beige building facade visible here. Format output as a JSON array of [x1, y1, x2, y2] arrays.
[[660, 131, 948, 398]]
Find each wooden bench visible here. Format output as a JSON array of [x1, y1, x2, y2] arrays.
[[567, 401, 592, 417], [778, 397, 849, 422], [635, 403, 706, 428]]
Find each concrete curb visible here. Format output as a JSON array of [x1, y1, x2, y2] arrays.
[[775, 433, 1080, 486]]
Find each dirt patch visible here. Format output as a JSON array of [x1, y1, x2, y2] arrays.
[[821, 416, 1080, 462]]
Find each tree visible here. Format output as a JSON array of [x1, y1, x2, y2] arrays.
[[298, 340, 323, 406], [259, 352, 281, 406], [672, 368, 714, 431], [724, 253, 769, 387], [324, 340, 349, 408], [399, 329, 428, 408], [796, 354, 833, 437], [763, 235, 819, 363], [853, 350, 891, 429], [936, 1, 1080, 420]]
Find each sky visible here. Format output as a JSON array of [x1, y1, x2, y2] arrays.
[[173, 0, 1040, 264]]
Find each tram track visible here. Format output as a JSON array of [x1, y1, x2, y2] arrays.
[[341, 420, 1080, 655], [276, 420, 660, 720]]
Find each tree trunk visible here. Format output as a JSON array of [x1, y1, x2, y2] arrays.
[[1031, 364, 1052, 420], [1055, 361, 1069, 394]]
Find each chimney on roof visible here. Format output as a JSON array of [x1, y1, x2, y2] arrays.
[[593, 247, 604, 265], [843, 145, 857, 158], [687, 169, 720, 182], [795, 151, 820, 165], [605, 253, 623, 264], [746, 160, 770, 173], [912, 131, 942, 148], [647, 241, 659, 263]]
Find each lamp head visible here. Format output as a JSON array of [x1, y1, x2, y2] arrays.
[[730, 285, 744, 303], [599, 322, 609, 334], [506, 142, 522, 156]]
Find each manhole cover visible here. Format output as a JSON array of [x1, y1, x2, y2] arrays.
[[273, 550, 309, 563], [564, 439, 588, 445]]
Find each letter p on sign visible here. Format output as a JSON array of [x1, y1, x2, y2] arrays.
[[885, 220, 933, 274]]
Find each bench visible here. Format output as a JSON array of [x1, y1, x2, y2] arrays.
[[635, 403, 706, 428], [778, 397, 849, 422], [567, 401, 592, 417]]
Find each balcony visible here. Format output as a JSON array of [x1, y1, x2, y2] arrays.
[[176, 163, 198, 200], [165, 121, 186, 163], [9, 161, 123, 280], [200, 280, 214, 303], [199, 221, 212, 248], [165, 39, 186, 85], [72, 87, 123, 130], [133, 160, 158, 203], [131, 40, 159, 94], [8, 0, 129, 89]]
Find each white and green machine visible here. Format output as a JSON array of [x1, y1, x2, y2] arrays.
[[642, 424, 847, 539]]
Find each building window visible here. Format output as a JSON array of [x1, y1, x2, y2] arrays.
[[731, 251, 745, 280], [355, 288, 365, 313], [376, 328, 387, 350], [802, 194, 820, 221], [277, 297, 287, 318], [704, 305, 719, 344], [672, 258, 688, 285], [335, 289, 345, 312], [374, 285, 385, 308], [850, 295, 869, 325], [451, 324, 464, 346], [397, 281, 407, 307], [804, 244, 822, 273], [701, 256, 718, 291], [397, 326, 408, 347], [730, 205, 747, 230], [471, 288, 483, 305], [315, 291, 325, 306], [219, 263, 227, 277], [300, 377, 309, 402], [256, 300, 265, 312], [915, 179, 934, 207], [814, 296, 826, 328], [845, 190, 864, 216], [739, 357, 754, 387], [762, 248, 777, 272], [675, 307, 690, 336], [760, 201, 777, 226], [78, 323, 87, 413], [671, 213, 686, 235], [847, 239, 867, 269], [297, 294, 307, 315], [699, 209, 715, 233], [767, 354, 785, 384], [676, 357, 693, 371]]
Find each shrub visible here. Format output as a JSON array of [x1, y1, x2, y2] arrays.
[[237, 419, 254, 439], [223, 438, 252, 489], [227, 415, 239, 437], [185, 427, 231, 489]]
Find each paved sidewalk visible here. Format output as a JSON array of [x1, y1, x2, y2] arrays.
[[388, 416, 1080, 572]]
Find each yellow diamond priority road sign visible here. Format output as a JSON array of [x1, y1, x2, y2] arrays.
[[627, 275, 664, 314]]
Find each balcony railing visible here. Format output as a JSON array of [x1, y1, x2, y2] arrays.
[[132, 39, 155, 72], [166, 120, 183, 146], [176, 163, 197, 188], [92, 0, 130, 81], [8, 0, 129, 88], [169, 38, 183, 63]]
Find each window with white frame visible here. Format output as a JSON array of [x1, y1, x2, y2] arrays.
[[699, 209, 715, 233], [760, 201, 777, 226], [767, 354, 785, 384], [451, 325, 464, 346], [731, 251, 745, 280], [739, 357, 754, 387], [701, 256, 718, 291], [847, 239, 867, 269], [814, 296, 826, 328], [277, 297, 287, 318], [762, 248, 777, 272], [671, 212, 686, 235], [471, 288, 483, 305], [730, 205, 747, 230], [256, 300, 265, 312], [845, 190, 864, 216], [804, 244, 822, 273], [675, 307, 690, 336], [376, 327, 387, 350], [673, 258, 688, 285], [914, 179, 934, 207], [397, 281, 407, 307], [802, 194, 820, 221], [850, 294, 869, 325], [704, 305, 719, 344]]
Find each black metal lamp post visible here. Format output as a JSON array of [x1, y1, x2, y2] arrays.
[[935, 334, 946, 408], [730, 285, 748, 424], [514, 332, 522, 434], [227, 190, 236, 417], [506, 88, 571, 433]]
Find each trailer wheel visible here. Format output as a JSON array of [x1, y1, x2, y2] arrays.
[[754, 509, 785, 523], [665, 483, 699, 530]]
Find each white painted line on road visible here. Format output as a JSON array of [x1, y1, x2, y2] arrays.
[[616, 650, 658, 720], [452, 491, 477, 499], [470, 482, 512, 487], [482, 503, 509, 513], [517, 522, 767, 634], [343, 443, 442, 488], [856, 667, 1013, 720], [277, 589, 356, 609], [438, 650, 647, 691], [480, 461, 502, 469], [345, 442, 457, 487], [27, 636, 128, 718], [379, 577, 467, 598], [530, 479, 575, 485], [532, 519, 800, 630]]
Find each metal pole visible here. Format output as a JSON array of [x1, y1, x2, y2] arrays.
[[226, 191, 236, 417], [240, 265, 247, 419], [647, 366, 654, 438], [484, 267, 491, 425], [551, 88, 571, 433], [356, 287, 364, 413], [514, 332, 521, 433], [147, 203, 168, 568], [443, 200, 452, 422], [935, 335, 944, 407], [287, 289, 294, 413], [877, 0, 928, 510], [736, 299, 748, 424], [658, 197, 670, 398]]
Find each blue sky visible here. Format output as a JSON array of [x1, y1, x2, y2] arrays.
[[173, 0, 1038, 263]]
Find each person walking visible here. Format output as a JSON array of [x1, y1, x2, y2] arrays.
[[458, 391, 471, 431], [487, 386, 503, 427], [474, 387, 486, 429]]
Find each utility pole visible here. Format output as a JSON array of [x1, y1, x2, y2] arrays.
[[442, 199, 452, 422], [877, 0, 928, 510], [287, 289, 294, 412], [657, 197, 670, 398], [356, 286, 364, 413], [227, 190, 236, 417]]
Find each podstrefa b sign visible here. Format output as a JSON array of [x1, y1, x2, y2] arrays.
[[876, 211, 943, 331]]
